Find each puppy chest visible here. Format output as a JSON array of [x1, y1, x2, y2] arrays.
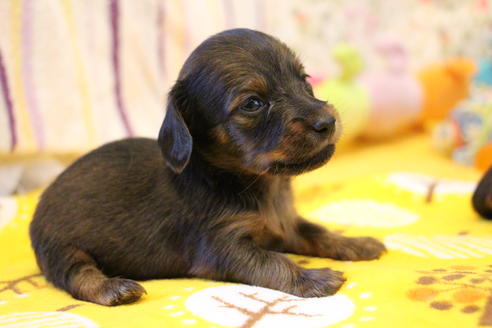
[[252, 201, 296, 249]]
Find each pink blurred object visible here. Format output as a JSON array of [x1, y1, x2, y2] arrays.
[[360, 39, 423, 138], [307, 73, 325, 88], [306, 73, 326, 87]]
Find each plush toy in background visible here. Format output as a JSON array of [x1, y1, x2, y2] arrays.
[[313, 45, 476, 144], [432, 85, 492, 170], [472, 166, 492, 219], [359, 39, 423, 139], [475, 40, 492, 87], [475, 58, 492, 86], [314, 44, 370, 144], [476, 142, 492, 171], [419, 58, 476, 124], [306, 73, 325, 88]]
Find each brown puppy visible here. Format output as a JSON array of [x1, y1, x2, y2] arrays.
[[30, 29, 386, 306]]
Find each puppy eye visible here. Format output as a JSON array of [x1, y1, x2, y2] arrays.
[[240, 97, 265, 112]]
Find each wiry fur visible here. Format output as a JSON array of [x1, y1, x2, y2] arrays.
[[30, 29, 385, 306]]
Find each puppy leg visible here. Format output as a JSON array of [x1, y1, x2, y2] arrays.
[[285, 218, 386, 261], [189, 236, 345, 297], [40, 247, 146, 306]]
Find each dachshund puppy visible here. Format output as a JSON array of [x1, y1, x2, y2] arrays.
[[30, 29, 386, 306]]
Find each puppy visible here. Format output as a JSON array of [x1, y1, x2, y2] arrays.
[[30, 29, 386, 306]]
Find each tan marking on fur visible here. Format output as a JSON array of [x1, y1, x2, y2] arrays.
[[243, 76, 268, 94], [253, 151, 286, 169], [268, 150, 286, 161], [227, 75, 268, 113], [211, 126, 228, 144], [233, 114, 256, 128], [288, 121, 305, 134], [254, 178, 298, 248]]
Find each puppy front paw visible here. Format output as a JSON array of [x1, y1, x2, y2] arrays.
[[292, 268, 346, 298], [331, 236, 386, 261]]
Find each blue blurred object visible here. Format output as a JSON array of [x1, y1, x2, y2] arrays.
[[475, 59, 492, 86], [432, 84, 492, 167]]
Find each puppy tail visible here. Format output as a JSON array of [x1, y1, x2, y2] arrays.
[[36, 246, 146, 306]]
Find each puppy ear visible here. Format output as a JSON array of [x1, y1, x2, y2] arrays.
[[158, 87, 192, 174]]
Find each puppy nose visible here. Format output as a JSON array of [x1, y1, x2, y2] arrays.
[[312, 117, 336, 135]]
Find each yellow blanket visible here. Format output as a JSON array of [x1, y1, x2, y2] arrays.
[[1, 133, 490, 328]]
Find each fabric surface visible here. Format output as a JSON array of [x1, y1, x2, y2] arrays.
[[1, 0, 492, 155], [0, 0, 266, 154], [1, 133, 490, 328]]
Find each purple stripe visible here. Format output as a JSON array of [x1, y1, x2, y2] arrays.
[[222, 0, 235, 28], [22, 0, 45, 150], [110, 0, 134, 137], [157, 0, 165, 78], [0, 49, 18, 152]]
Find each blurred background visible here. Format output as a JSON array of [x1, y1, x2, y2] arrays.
[[0, 0, 492, 194]]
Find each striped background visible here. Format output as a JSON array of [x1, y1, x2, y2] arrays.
[[0, 0, 490, 154], [0, 0, 267, 154]]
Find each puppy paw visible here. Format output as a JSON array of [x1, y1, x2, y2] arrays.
[[293, 268, 346, 298], [332, 236, 387, 261], [96, 278, 146, 306]]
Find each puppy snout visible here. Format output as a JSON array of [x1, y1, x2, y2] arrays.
[[311, 117, 336, 135]]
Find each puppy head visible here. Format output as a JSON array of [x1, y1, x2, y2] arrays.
[[159, 29, 341, 175]]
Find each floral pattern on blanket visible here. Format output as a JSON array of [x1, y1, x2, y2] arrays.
[[0, 170, 489, 328]]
